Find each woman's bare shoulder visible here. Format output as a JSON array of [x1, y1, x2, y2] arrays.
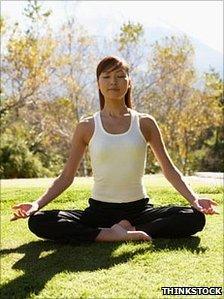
[[77, 113, 97, 144], [132, 110, 158, 141], [131, 109, 155, 122], [79, 114, 95, 126]]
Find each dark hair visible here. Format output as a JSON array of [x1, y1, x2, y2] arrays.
[[96, 56, 132, 110]]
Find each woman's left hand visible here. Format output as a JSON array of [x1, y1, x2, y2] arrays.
[[191, 198, 219, 215]]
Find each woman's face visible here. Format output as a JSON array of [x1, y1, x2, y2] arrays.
[[98, 67, 130, 100]]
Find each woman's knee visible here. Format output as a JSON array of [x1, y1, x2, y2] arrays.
[[28, 211, 45, 236], [191, 208, 206, 233], [194, 209, 206, 231], [178, 207, 206, 235]]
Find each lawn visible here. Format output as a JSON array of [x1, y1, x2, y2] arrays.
[[1, 175, 223, 299]]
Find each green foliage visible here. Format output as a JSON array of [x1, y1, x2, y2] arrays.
[[115, 21, 146, 70], [199, 130, 224, 172], [0, 134, 52, 179], [0, 117, 66, 179], [117, 21, 144, 51], [23, 0, 52, 30], [35, 151, 63, 175], [204, 68, 223, 103]]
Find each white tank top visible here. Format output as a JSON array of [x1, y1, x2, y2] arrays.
[[88, 108, 148, 203]]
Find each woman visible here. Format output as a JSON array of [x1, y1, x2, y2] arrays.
[[11, 56, 218, 243]]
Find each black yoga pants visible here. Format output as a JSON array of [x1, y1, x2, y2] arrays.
[[28, 197, 206, 244]]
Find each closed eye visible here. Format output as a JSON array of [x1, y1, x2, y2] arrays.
[[103, 75, 126, 79], [103, 76, 126, 79]]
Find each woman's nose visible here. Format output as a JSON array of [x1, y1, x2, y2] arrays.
[[110, 77, 118, 84]]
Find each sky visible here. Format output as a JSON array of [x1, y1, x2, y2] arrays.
[[1, 0, 223, 53]]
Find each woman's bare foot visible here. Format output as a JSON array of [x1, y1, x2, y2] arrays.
[[95, 222, 152, 242], [112, 223, 152, 242]]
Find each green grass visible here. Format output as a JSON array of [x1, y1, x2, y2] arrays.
[[1, 179, 223, 299]]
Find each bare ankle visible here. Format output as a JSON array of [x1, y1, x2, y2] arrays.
[[117, 219, 136, 231]]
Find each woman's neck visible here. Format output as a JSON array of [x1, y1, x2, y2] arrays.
[[102, 100, 129, 117]]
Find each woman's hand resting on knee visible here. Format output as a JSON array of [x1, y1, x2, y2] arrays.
[[10, 202, 39, 221], [191, 198, 219, 215]]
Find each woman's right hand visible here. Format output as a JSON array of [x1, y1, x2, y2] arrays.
[[10, 202, 39, 221]]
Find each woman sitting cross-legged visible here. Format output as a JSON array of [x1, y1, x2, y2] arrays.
[[11, 56, 219, 243]]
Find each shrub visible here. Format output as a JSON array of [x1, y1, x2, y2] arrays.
[[0, 136, 53, 178]]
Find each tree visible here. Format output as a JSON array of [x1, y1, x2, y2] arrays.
[[55, 17, 97, 175], [196, 70, 224, 171], [115, 20, 145, 72], [1, 0, 55, 118], [143, 35, 221, 174], [0, 1, 60, 178]]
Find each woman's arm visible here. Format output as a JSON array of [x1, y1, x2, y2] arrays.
[[11, 120, 89, 220], [36, 121, 89, 209], [141, 114, 218, 215]]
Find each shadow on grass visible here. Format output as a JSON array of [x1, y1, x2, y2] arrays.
[[1, 236, 207, 299], [152, 236, 208, 254]]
